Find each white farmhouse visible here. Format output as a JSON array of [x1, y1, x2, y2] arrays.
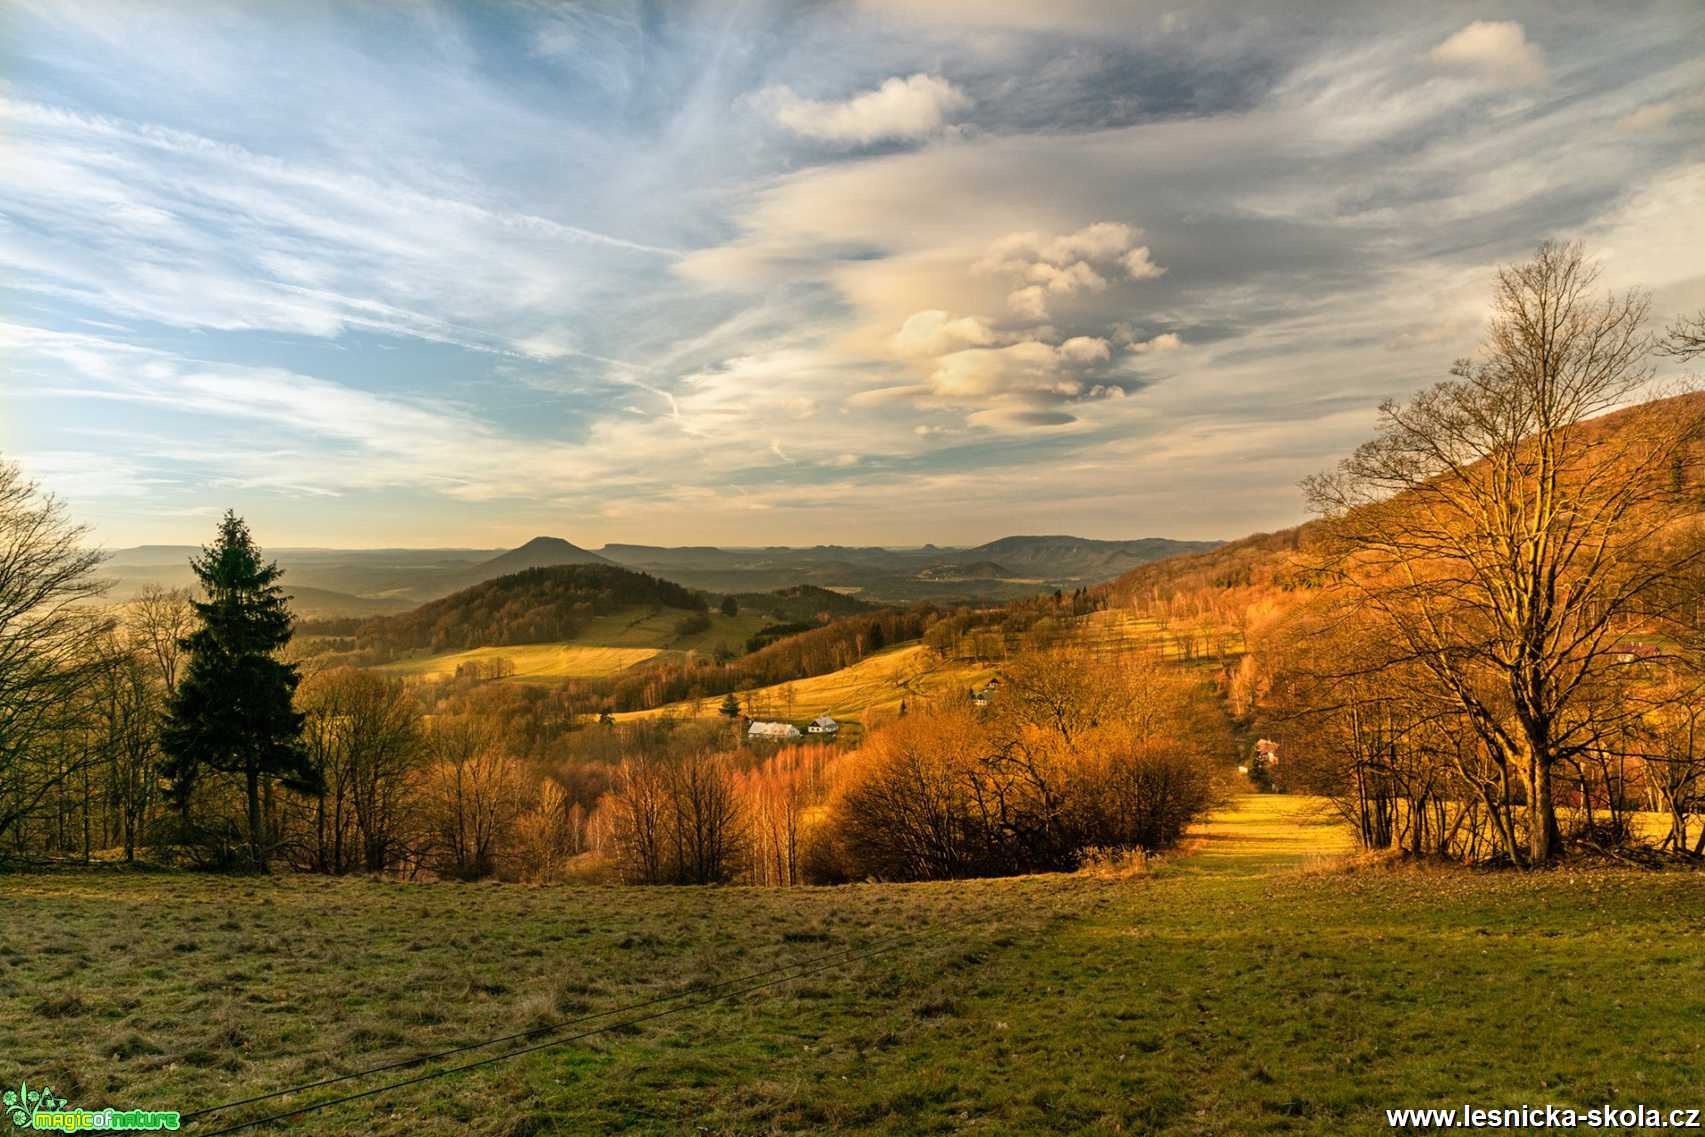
[[747, 720, 802, 740], [806, 715, 839, 735]]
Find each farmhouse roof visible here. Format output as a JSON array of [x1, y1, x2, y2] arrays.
[[747, 720, 801, 738]]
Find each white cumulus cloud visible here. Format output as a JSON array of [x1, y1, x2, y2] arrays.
[[891, 309, 1000, 357], [975, 222, 1164, 319], [1429, 21, 1546, 87], [759, 74, 971, 145]]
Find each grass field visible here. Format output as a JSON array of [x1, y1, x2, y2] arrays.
[[4, 796, 1702, 1135], [1069, 609, 1247, 664], [617, 643, 998, 728], [376, 607, 772, 683]]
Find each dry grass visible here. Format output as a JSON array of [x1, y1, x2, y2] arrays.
[[375, 607, 771, 683], [3, 795, 1701, 1135], [618, 643, 998, 727]]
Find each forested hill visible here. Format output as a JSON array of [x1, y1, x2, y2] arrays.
[[1102, 524, 1318, 606], [964, 535, 1223, 578], [1101, 390, 1705, 610], [730, 584, 874, 621], [354, 564, 704, 654]]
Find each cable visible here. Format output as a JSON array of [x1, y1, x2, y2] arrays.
[[190, 919, 972, 1137]]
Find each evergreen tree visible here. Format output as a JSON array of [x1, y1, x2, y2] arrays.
[[161, 511, 319, 871], [719, 692, 741, 718], [866, 621, 886, 652], [719, 595, 738, 618]]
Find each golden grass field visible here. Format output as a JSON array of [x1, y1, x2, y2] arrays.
[[377, 607, 772, 683], [616, 643, 1000, 727], [1069, 609, 1246, 663], [5, 795, 1703, 1136]]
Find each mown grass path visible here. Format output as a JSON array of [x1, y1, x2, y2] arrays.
[[2, 798, 1701, 1135]]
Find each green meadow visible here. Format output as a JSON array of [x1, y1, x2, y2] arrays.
[[4, 796, 1701, 1136]]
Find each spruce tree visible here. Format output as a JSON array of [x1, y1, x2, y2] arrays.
[[719, 692, 741, 718], [161, 511, 319, 870]]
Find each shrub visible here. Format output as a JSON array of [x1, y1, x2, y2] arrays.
[[674, 612, 713, 638], [818, 651, 1226, 881]]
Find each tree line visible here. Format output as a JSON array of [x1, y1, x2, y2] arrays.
[[0, 470, 1230, 880]]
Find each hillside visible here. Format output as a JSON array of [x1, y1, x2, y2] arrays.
[[353, 564, 703, 655], [1104, 524, 1317, 608], [1104, 391, 1705, 614], [596, 535, 1218, 602], [618, 642, 999, 729], [376, 606, 773, 683], [963, 535, 1223, 579], [727, 584, 874, 621], [916, 560, 1011, 581], [353, 576, 884, 685], [284, 586, 414, 619]]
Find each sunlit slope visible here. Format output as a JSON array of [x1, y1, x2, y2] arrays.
[[378, 643, 661, 682], [619, 610, 1212, 722], [377, 606, 770, 683], [1068, 608, 1245, 662], [618, 642, 998, 723]]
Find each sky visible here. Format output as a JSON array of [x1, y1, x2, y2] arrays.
[[2, 1, 1703, 550]]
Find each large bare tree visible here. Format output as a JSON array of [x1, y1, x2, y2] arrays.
[[1305, 242, 1703, 864], [0, 460, 110, 852]]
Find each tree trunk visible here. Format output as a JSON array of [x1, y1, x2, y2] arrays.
[[1527, 757, 1558, 865], [246, 757, 266, 873]]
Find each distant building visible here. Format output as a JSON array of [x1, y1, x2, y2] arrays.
[[747, 721, 802, 740], [807, 715, 839, 735]]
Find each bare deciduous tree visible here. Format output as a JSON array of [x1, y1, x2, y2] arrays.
[[0, 460, 110, 852], [1304, 242, 1703, 864], [607, 749, 745, 884], [1661, 310, 1705, 362], [421, 720, 522, 880], [125, 585, 195, 693]]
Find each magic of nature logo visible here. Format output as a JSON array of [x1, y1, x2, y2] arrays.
[[5, 1082, 179, 1132]]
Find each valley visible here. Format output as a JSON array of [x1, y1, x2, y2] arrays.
[[103, 534, 1221, 616]]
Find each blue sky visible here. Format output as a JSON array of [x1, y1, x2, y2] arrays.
[[3, 1, 1702, 549]]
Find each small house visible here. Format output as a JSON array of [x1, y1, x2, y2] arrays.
[[807, 715, 839, 735], [747, 720, 802, 740]]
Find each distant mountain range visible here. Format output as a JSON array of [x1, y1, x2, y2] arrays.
[[101, 533, 1221, 616]]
